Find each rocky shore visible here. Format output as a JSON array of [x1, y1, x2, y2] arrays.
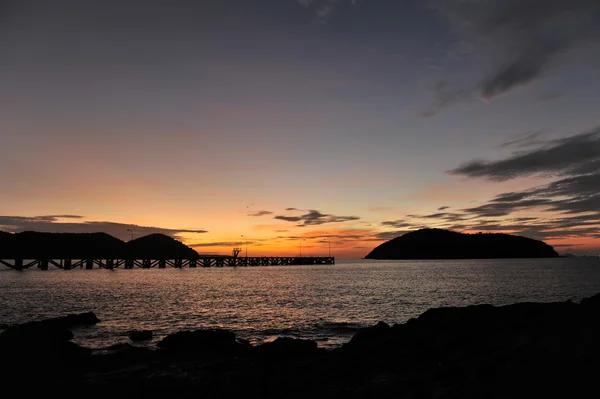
[[2, 295, 600, 398]]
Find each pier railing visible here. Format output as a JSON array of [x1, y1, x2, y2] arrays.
[[0, 256, 335, 270]]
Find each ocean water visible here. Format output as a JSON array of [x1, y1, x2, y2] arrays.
[[1, 258, 599, 349]]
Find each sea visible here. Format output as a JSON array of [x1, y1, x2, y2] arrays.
[[1, 258, 599, 349]]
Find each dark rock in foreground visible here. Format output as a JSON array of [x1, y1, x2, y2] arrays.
[[128, 330, 153, 341], [0, 312, 97, 378], [157, 328, 240, 354], [3, 298, 600, 398], [258, 337, 322, 358], [366, 228, 559, 259]]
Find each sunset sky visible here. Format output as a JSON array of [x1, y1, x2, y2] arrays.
[[1, 0, 599, 257]]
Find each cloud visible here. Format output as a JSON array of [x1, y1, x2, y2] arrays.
[[448, 128, 600, 181], [499, 131, 546, 148], [191, 241, 247, 247], [437, 206, 450, 211], [295, 0, 356, 18], [432, 127, 600, 249], [426, 0, 600, 108], [247, 210, 273, 217], [420, 80, 473, 118], [479, 47, 552, 100], [408, 212, 467, 222], [274, 209, 360, 226], [0, 215, 207, 242], [380, 220, 414, 229]]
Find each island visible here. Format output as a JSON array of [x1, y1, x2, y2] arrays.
[[0, 231, 199, 260], [365, 228, 558, 259]]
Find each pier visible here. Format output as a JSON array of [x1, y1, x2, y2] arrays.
[[0, 256, 335, 270]]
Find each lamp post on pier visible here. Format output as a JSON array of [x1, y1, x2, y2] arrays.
[[127, 229, 134, 241], [241, 235, 248, 258], [299, 239, 305, 258]]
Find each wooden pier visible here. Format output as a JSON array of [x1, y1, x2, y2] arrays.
[[0, 256, 335, 270]]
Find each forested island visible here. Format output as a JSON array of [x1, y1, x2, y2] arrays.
[[0, 231, 199, 259], [366, 229, 558, 259]]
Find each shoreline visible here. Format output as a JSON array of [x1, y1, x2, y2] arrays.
[[2, 294, 600, 398]]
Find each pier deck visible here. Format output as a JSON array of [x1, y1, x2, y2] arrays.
[[0, 256, 335, 270]]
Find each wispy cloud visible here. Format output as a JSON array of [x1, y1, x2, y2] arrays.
[[424, 0, 600, 114], [247, 210, 273, 217], [424, 126, 600, 249], [499, 131, 546, 148], [275, 209, 360, 226], [448, 128, 600, 181], [296, 0, 357, 18]]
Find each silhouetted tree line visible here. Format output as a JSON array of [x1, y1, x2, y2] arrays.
[[366, 229, 558, 259]]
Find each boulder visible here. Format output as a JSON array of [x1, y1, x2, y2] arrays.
[[157, 329, 238, 354], [0, 312, 97, 369], [344, 321, 391, 350], [581, 293, 600, 309], [0, 312, 100, 343], [63, 312, 100, 328], [96, 343, 155, 366], [0, 320, 75, 342], [258, 337, 319, 357], [129, 330, 153, 341]]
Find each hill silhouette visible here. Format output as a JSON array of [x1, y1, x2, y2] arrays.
[[124, 234, 199, 259], [365, 228, 558, 259], [0, 232, 199, 259]]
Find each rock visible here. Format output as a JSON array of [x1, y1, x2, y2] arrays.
[[0, 312, 100, 343], [344, 321, 391, 350], [0, 312, 97, 371], [157, 329, 238, 354], [581, 293, 600, 309], [0, 319, 75, 342], [0, 323, 9, 330], [412, 304, 496, 331], [63, 312, 100, 328], [96, 343, 155, 366], [258, 337, 319, 357], [129, 330, 153, 341]]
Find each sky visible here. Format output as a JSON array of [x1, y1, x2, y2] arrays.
[[1, 0, 599, 258]]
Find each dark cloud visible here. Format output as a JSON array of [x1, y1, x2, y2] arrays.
[[449, 128, 600, 181], [500, 131, 546, 148], [296, 0, 356, 18], [433, 128, 600, 249], [408, 212, 467, 222], [247, 210, 273, 217], [437, 206, 450, 211], [275, 215, 303, 222], [285, 208, 299, 211], [191, 241, 248, 247], [0, 215, 207, 242], [479, 48, 552, 100], [274, 209, 359, 226], [421, 80, 472, 118], [380, 220, 413, 229], [427, 0, 600, 109], [536, 91, 564, 104]]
